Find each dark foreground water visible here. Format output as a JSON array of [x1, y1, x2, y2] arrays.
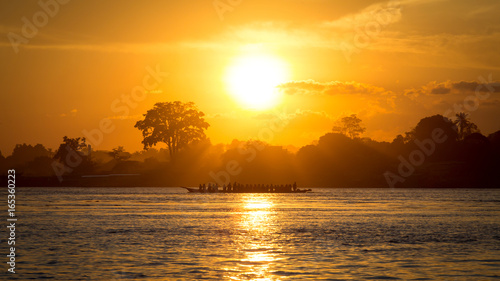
[[1, 187, 500, 280]]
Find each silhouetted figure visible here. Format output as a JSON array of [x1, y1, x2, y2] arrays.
[[193, 182, 308, 193]]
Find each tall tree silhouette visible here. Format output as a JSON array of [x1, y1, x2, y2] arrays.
[[454, 112, 479, 140], [332, 114, 366, 139], [135, 101, 209, 159], [53, 136, 93, 175], [53, 137, 87, 162]]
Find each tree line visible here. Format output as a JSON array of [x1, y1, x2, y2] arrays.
[[1, 101, 499, 188]]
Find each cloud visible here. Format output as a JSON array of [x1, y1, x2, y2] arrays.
[[276, 78, 500, 141], [407, 80, 500, 96], [321, 0, 403, 31], [277, 80, 387, 96], [452, 81, 500, 93], [431, 86, 451, 95]]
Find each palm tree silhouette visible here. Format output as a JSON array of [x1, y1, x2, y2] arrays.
[[454, 112, 479, 140]]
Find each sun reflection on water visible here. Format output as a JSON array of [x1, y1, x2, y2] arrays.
[[244, 201, 273, 209], [228, 194, 281, 280]]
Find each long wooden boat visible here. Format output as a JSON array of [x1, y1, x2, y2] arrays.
[[181, 187, 312, 193]]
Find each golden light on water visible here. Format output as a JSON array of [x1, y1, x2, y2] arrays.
[[244, 202, 273, 210], [241, 197, 274, 231], [229, 195, 280, 280]]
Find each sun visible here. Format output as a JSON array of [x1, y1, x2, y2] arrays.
[[225, 54, 288, 110]]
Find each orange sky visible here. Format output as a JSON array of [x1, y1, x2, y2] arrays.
[[1, 0, 500, 155]]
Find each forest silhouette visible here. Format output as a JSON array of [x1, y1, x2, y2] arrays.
[[1, 102, 499, 188]]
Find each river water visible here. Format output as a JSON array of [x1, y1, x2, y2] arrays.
[[1, 187, 499, 280]]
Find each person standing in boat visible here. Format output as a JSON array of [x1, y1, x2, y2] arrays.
[[293, 182, 297, 192]]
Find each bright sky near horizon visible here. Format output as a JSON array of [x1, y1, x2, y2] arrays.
[[1, 0, 500, 154]]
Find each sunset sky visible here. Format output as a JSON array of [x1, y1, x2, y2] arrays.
[[1, 0, 499, 155]]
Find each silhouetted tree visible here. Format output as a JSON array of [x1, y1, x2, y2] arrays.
[[403, 128, 416, 144], [454, 112, 479, 140], [412, 115, 458, 142], [52, 136, 93, 175], [332, 114, 366, 139], [401, 115, 459, 163], [109, 146, 131, 161], [135, 101, 209, 159], [53, 136, 88, 162], [489, 130, 500, 148], [7, 143, 52, 168]]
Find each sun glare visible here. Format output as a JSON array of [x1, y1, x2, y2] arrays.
[[225, 54, 288, 110]]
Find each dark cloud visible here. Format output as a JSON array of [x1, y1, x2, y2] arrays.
[[431, 86, 451, 95], [452, 81, 500, 93], [407, 80, 500, 96]]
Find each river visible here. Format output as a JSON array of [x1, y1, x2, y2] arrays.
[[2, 187, 499, 280]]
